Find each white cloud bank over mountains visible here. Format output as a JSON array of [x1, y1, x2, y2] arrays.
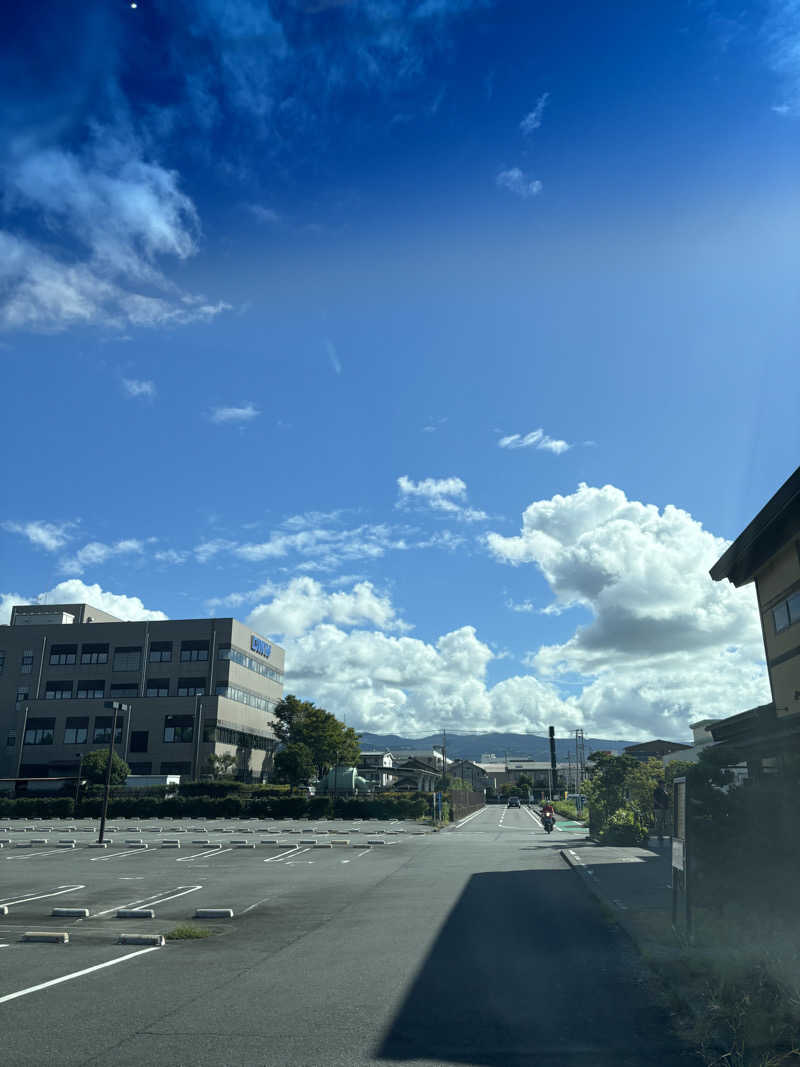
[[0, 484, 769, 741]]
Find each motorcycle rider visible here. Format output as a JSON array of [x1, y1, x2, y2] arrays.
[[541, 800, 556, 832]]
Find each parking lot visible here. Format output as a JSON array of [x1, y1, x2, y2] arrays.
[[0, 817, 432, 972]]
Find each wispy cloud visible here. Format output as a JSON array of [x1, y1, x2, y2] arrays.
[[122, 377, 155, 398], [496, 168, 542, 199], [248, 204, 281, 224], [60, 538, 144, 576], [505, 596, 535, 614], [1, 132, 229, 332], [422, 416, 448, 433], [194, 539, 237, 563], [210, 403, 260, 424], [519, 92, 549, 135], [396, 475, 488, 523], [498, 428, 570, 454], [325, 338, 342, 375], [2, 519, 78, 552], [154, 549, 188, 565]]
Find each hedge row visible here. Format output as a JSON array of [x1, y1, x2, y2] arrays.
[[0, 793, 429, 821]]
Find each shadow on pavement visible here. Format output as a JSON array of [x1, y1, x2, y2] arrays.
[[376, 866, 699, 1067]]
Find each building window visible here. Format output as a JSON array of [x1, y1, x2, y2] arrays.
[[218, 645, 283, 683], [49, 644, 77, 666], [203, 724, 273, 752], [163, 715, 194, 743], [93, 716, 124, 744], [128, 762, 153, 775], [149, 642, 172, 663], [45, 681, 73, 700], [76, 680, 105, 700], [129, 730, 149, 753], [160, 761, 191, 775], [64, 717, 89, 745], [113, 647, 142, 672], [81, 643, 108, 665], [146, 679, 170, 697], [180, 641, 209, 663], [16, 686, 29, 710], [788, 592, 800, 626], [24, 718, 56, 746], [6, 731, 16, 748], [215, 683, 270, 713], [110, 683, 138, 697], [177, 677, 206, 697], [0, 650, 5, 675], [20, 649, 34, 674]]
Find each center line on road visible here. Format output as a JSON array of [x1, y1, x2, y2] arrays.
[[0, 946, 161, 1006]]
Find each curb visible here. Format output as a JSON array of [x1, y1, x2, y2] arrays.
[[559, 847, 638, 943]]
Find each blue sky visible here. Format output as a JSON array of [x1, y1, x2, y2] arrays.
[[2, 0, 798, 740]]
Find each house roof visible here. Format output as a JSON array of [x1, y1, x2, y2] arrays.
[[710, 465, 800, 587]]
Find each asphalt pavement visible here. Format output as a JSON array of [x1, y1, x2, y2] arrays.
[[0, 806, 699, 1066]]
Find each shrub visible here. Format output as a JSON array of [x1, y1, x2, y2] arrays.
[[599, 806, 649, 846]]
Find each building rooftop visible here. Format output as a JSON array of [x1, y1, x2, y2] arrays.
[[710, 464, 800, 587]]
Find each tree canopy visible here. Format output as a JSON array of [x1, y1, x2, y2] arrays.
[[273, 695, 360, 780], [273, 742, 315, 786], [81, 749, 129, 786]]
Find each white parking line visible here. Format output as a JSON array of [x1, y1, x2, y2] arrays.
[[90, 885, 202, 918], [0, 885, 85, 908], [5, 849, 71, 861], [0, 946, 161, 1005], [176, 848, 233, 863], [240, 896, 270, 915], [90, 849, 152, 863], [263, 847, 301, 864]]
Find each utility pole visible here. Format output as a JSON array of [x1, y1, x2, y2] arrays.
[[548, 726, 557, 800]]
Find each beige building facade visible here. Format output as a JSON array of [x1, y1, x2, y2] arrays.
[[0, 602, 284, 784]]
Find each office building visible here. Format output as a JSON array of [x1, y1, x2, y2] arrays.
[[0, 602, 284, 784]]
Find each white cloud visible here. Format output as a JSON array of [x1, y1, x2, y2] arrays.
[[2, 519, 77, 551], [233, 524, 409, 566], [487, 483, 770, 738], [325, 338, 342, 375], [396, 475, 488, 523], [496, 168, 543, 199], [122, 378, 155, 398], [209, 403, 260, 424], [154, 549, 188, 565], [194, 539, 237, 563], [520, 92, 549, 135], [60, 539, 144, 576], [1, 134, 229, 332], [505, 597, 535, 613], [247, 577, 409, 640], [498, 428, 571, 454], [0, 579, 167, 625], [248, 205, 281, 224]]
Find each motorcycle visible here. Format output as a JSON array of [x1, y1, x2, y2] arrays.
[[541, 811, 555, 833]]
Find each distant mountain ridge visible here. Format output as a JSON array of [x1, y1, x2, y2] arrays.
[[357, 731, 638, 762]]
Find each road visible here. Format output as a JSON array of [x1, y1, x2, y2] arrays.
[[0, 807, 698, 1066]]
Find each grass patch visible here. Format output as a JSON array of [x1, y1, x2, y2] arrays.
[[165, 924, 212, 941]]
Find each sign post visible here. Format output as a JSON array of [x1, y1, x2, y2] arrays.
[[671, 776, 691, 940]]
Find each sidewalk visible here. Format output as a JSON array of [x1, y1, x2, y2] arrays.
[[560, 834, 677, 957]]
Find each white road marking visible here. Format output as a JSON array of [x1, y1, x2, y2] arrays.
[[263, 847, 301, 864], [89, 884, 202, 918], [0, 946, 161, 1005], [176, 848, 233, 863], [524, 807, 544, 829], [453, 808, 485, 829], [5, 848, 70, 861], [90, 848, 152, 863], [240, 896, 270, 915], [355, 849, 371, 858], [0, 944, 8, 949], [0, 885, 85, 908]]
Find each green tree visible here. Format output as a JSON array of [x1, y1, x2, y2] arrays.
[[81, 749, 129, 786], [273, 695, 360, 779], [273, 743, 315, 786], [205, 753, 237, 780], [516, 773, 534, 794]]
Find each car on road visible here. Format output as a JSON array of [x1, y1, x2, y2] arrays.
[[507, 796, 521, 808]]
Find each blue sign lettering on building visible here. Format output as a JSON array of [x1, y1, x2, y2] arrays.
[[251, 634, 271, 658]]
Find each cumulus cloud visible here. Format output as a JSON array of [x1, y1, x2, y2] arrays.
[[0, 579, 167, 625], [248, 576, 409, 639], [2, 519, 77, 551], [496, 168, 542, 199], [396, 475, 488, 522], [122, 378, 155, 398], [498, 428, 571, 454], [209, 403, 260, 424], [519, 92, 549, 135], [487, 483, 770, 737], [60, 539, 144, 576]]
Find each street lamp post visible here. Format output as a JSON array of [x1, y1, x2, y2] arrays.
[[98, 701, 126, 844], [74, 752, 83, 814]]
